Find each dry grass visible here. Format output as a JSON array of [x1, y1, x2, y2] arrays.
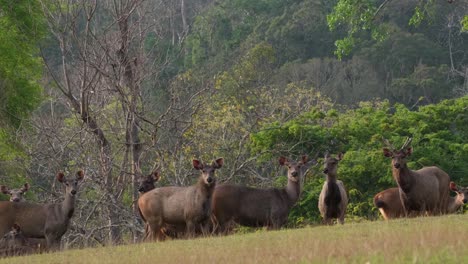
[[2, 214, 467, 264]]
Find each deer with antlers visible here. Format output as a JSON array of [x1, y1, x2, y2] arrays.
[[382, 137, 451, 216]]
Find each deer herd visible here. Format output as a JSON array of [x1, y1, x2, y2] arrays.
[[0, 138, 466, 257]]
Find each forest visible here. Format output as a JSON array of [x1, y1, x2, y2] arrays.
[[0, 0, 467, 247]]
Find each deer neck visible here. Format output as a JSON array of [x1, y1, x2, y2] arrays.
[[197, 176, 215, 198], [62, 192, 76, 220], [285, 177, 301, 206], [392, 165, 413, 193], [326, 174, 337, 183]]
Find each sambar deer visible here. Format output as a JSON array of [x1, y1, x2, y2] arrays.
[[0, 171, 84, 251], [374, 181, 468, 220], [373, 188, 405, 220], [383, 137, 451, 216], [318, 152, 348, 225], [136, 170, 161, 240], [0, 224, 34, 257], [448, 182, 468, 213], [1, 183, 30, 202], [211, 155, 313, 233], [138, 158, 223, 241], [0, 183, 46, 251]]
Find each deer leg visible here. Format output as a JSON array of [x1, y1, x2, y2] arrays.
[[186, 222, 195, 239], [200, 220, 212, 237], [156, 228, 166, 241], [45, 235, 60, 252], [323, 216, 334, 225], [338, 215, 345, 225], [146, 220, 163, 242]]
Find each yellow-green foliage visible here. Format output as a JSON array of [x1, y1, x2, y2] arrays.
[[3, 215, 467, 264]]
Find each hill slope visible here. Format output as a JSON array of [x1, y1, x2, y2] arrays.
[[3, 214, 467, 264]]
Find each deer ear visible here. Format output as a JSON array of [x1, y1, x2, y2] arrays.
[[405, 147, 413, 156], [278, 156, 288, 166], [213, 158, 224, 169], [301, 155, 308, 164], [450, 182, 458, 192], [22, 183, 30, 192], [76, 171, 84, 181], [152, 171, 160, 181], [12, 223, 21, 232], [57, 172, 65, 183], [383, 148, 392, 157], [193, 159, 203, 170], [337, 152, 344, 160], [0, 185, 9, 194]]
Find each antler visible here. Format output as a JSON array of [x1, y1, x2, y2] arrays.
[[382, 138, 395, 150], [400, 137, 412, 150]]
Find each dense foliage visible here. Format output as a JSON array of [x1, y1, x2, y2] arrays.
[[0, 0, 45, 192], [251, 96, 468, 223]]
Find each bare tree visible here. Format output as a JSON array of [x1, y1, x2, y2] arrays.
[[36, 0, 207, 245]]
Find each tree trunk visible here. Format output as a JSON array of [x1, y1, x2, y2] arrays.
[[181, 0, 188, 34], [117, 7, 143, 244]]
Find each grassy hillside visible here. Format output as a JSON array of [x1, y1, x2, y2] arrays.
[[3, 214, 467, 264]]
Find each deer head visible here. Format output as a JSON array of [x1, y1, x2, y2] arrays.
[[138, 171, 160, 193], [383, 137, 413, 169], [192, 158, 223, 186], [57, 171, 84, 196], [450, 182, 468, 204], [279, 155, 309, 182], [0, 223, 26, 249], [323, 152, 344, 176], [1, 183, 30, 202]]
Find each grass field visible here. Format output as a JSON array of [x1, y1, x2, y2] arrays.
[[2, 214, 467, 264]]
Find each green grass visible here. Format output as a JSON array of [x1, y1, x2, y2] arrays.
[[2, 215, 467, 264]]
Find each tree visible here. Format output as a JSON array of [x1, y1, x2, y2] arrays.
[[327, 0, 467, 59], [0, 0, 45, 190], [36, 0, 206, 245], [250, 96, 468, 223]]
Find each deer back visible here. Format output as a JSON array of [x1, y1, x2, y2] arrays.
[[373, 187, 405, 220], [212, 185, 289, 227]]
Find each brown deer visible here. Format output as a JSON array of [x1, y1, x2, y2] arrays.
[[373, 188, 405, 220], [0, 224, 34, 257], [318, 152, 348, 225], [1, 183, 30, 202], [211, 156, 313, 233], [374, 181, 467, 220], [383, 138, 451, 216], [138, 158, 223, 241], [0, 183, 47, 251], [136, 170, 165, 239], [0, 171, 84, 251], [448, 182, 468, 213]]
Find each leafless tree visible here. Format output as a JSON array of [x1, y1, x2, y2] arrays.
[[34, 0, 209, 245]]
